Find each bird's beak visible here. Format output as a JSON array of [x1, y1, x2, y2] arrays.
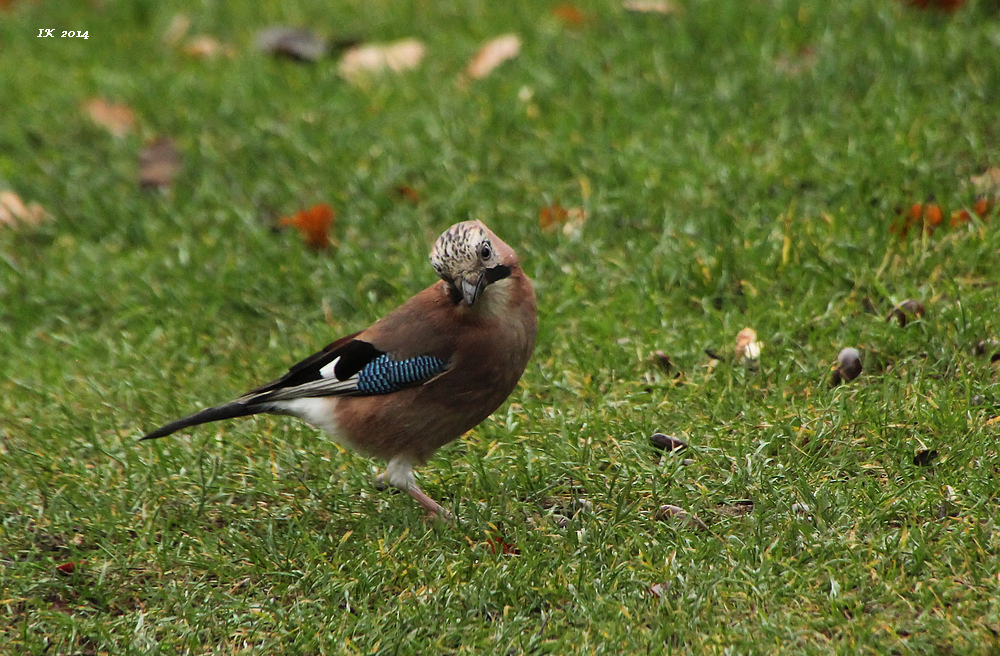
[[460, 272, 486, 306]]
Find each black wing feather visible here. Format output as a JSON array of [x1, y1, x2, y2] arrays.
[[242, 332, 385, 399]]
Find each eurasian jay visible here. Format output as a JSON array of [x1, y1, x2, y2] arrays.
[[142, 220, 537, 517]]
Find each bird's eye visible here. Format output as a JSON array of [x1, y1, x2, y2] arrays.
[[479, 243, 493, 260]]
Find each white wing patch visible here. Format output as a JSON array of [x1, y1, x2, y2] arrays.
[[319, 356, 341, 379]]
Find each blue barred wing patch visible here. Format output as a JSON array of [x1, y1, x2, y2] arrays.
[[355, 355, 447, 395]]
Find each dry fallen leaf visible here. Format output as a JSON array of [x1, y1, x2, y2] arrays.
[[338, 39, 426, 79], [56, 560, 85, 575], [539, 203, 568, 231], [256, 26, 328, 62], [0, 191, 47, 229], [280, 203, 336, 250], [623, 0, 681, 14], [139, 137, 181, 189], [184, 35, 235, 59], [83, 98, 136, 137], [552, 3, 586, 26], [466, 34, 521, 80], [539, 203, 586, 237], [734, 327, 761, 363], [394, 184, 421, 204], [485, 535, 520, 555]]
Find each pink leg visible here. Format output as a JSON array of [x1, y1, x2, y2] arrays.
[[377, 461, 452, 519], [406, 484, 452, 519]]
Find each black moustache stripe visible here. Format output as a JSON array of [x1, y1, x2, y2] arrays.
[[485, 265, 511, 283]]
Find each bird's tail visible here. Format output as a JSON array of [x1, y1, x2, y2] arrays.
[[140, 401, 264, 440]]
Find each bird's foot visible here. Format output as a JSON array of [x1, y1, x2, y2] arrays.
[[374, 471, 393, 492]]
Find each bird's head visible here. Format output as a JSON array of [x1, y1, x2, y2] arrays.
[[430, 220, 519, 306]]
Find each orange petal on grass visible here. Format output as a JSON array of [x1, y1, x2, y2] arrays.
[[280, 203, 336, 250], [466, 34, 521, 80], [83, 98, 137, 137]]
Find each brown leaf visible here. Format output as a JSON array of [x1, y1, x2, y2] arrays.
[[394, 184, 421, 204], [139, 137, 181, 189], [183, 35, 235, 59], [256, 26, 328, 62], [56, 560, 84, 575], [623, 0, 681, 14], [552, 3, 587, 26], [466, 34, 521, 80], [83, 98, 136, 137], [0, 191, 47, 229], [279, 203, 336, 250], [338, 39, 426, 79], [539, 203, 568, 231], [539, 203, 586, 236], [485, 536, 520, 555]]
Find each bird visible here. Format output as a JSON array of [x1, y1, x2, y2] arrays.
[[141, 220, 537, 517]]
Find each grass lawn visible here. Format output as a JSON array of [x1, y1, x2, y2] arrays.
[[3, 0, 1000, 653]]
